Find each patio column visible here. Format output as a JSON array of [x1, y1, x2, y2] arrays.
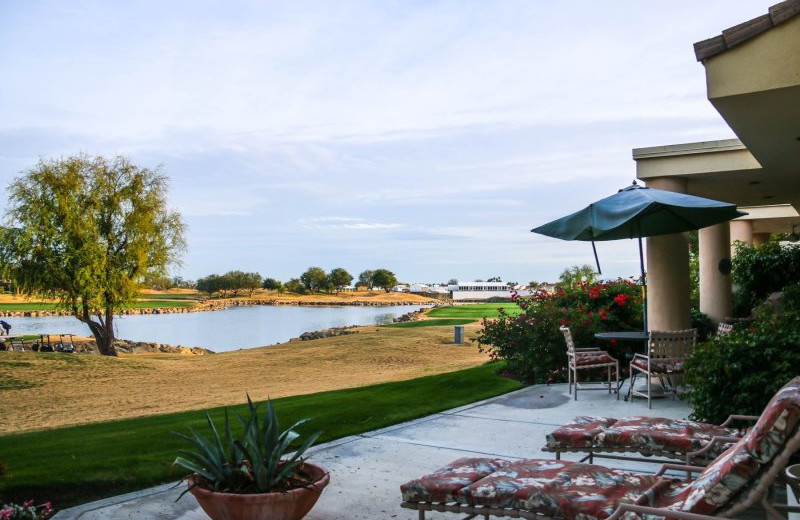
[[699, 223, 733, 325], [645, 177, 692, 330], [729, 220, 753, 257]]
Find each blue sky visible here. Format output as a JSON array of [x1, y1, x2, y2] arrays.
[[0, 1, 766, 284]]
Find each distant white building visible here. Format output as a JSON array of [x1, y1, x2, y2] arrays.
[[447, 282, 513, 300], [409, 283, 430, 293]]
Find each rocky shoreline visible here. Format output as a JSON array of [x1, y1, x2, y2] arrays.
[[0, 298, 438, 318]]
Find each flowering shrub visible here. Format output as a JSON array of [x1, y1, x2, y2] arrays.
[[475, 279, 643, 382], [0, 501, 53, 520]]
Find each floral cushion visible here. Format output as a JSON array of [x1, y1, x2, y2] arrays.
[[630, 357, 685, 373], [654, 376, 800, 516], [574, 351, 617, 367], [595, 416, 741, 455], [400, 457, 510, 504], [546, 416, 618, 449], [456, 459, 671, 520]]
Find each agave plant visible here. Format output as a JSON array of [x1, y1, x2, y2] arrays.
[[174, 396, 322, 494]]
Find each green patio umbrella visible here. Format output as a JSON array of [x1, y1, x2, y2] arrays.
[[531, 181, 747, 330]]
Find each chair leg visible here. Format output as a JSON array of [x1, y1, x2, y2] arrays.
[[647, 372, 652, 409], [628, 367, 636, 402], [573, 366, 578, 401], [615, 361, 620, 400], [568, 362, 572, 396]]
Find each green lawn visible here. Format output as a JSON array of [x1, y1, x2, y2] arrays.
[[123, 300, 196, 309], [426, 303, 521, 319], [0, 362, 520, 509], [381, 318, 476, 328]]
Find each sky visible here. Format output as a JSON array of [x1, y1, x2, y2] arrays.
[[0, 1, 769, 285]]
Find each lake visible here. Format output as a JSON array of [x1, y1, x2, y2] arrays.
[[7, 305, 428, 352]]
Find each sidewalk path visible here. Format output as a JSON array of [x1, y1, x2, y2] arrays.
[[54, 383, 690, 519]]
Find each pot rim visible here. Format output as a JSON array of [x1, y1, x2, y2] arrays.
[[188, 461, 330, 499]]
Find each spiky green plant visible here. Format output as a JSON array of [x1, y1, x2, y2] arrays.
[[173, 397, 321, 493]]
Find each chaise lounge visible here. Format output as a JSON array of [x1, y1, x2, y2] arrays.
[[543, 413, 755, 465], [400, 376, 800, 520]]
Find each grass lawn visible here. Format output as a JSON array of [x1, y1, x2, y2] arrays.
[[426, 303, 521, 319], [381, 318, 476, 328], [0, 362, 520, 509]]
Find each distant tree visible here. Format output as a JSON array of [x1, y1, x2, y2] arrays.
[[241, 271, 263, 297], [300, 267, 328, 293], [557, 264, 598, 288], [328, 268, 353, 293], [0, 154, 186, 356], [171, 276, 194, 289], [372, 269, 398, 293], [474, 279, 484, 283], [529, 280, 539, 288], [284, 278, 306, 294], [358, 270, 375, 290], [197, 274, 224, 296], [262, 278, 283, 291], [447, 278, 458, 285], [487, 276, 502, 282]]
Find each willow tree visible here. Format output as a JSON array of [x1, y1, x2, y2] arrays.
[[1, 154, 186, 356]]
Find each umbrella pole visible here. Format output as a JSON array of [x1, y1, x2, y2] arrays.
[[638, 236, 647, 333], [591, 240, 601, 274]]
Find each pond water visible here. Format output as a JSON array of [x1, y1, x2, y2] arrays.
[[7, 304, 428, 352]]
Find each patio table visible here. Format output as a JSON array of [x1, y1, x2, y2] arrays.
[[594, 331, 665, 399]]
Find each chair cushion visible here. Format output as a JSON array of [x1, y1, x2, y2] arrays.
[[630, 357, 685, 373], [574, 351, 617, 367], [546, 416, 618, 449], [661, 376, 800, 515], [595, 417, 741, 456], [456, 459, 670, 520], [400, 457, 510, 504]]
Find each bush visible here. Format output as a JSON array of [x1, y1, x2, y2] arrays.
[[732, 239, 800, 316], [685, 311, 800, 423], [690, 308, 714, 342], [475, 279, 643, 382]]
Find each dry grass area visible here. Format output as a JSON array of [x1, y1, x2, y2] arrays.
[[0, 323, 487, 434]]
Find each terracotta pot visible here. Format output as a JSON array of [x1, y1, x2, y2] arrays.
[[188, 462, 330, 520]]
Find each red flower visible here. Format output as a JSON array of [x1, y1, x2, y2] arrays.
[[614, 293, 629, 306], [560, 319, 568, 325]]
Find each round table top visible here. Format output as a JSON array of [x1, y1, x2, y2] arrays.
[[594, 331, 649, 341]]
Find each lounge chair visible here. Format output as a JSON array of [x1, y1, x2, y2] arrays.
[[543, 413, 755, 465], [400, 376, 800, 520]]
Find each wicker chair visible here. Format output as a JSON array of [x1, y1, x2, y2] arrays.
[[716, 322, 734, 336], [629, 329, 696, 409], [560, 326, 619, 401]]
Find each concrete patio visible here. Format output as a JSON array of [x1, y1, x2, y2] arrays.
[[54, 382, 691, 520]]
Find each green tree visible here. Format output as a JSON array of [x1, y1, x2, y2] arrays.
[[371, 268, 398, 293], [300, 267, 328, 293], [0, 155, 186, 356], [358, 270, 375, 290], [262, 278, 282, 291], [196, 274, 224, 296], [557, 264, 597, 288], [284, 278, 306, 294], [327, 268, 353, 293]]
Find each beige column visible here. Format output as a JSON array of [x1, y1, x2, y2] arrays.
[[699, 223, 733, 325], [753, 232, 771, 245], [645, 177, 692, 330], [729, 220, 753, 257]]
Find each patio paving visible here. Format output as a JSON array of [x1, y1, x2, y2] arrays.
[[53, 382, 692, 520]]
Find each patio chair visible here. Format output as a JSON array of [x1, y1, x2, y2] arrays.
[[560, 326, 619, 401], [400, 376, 800, 520], [543, 413, 757, 466], [629, 329, 696, 409], [716, 322, 734, 336]]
